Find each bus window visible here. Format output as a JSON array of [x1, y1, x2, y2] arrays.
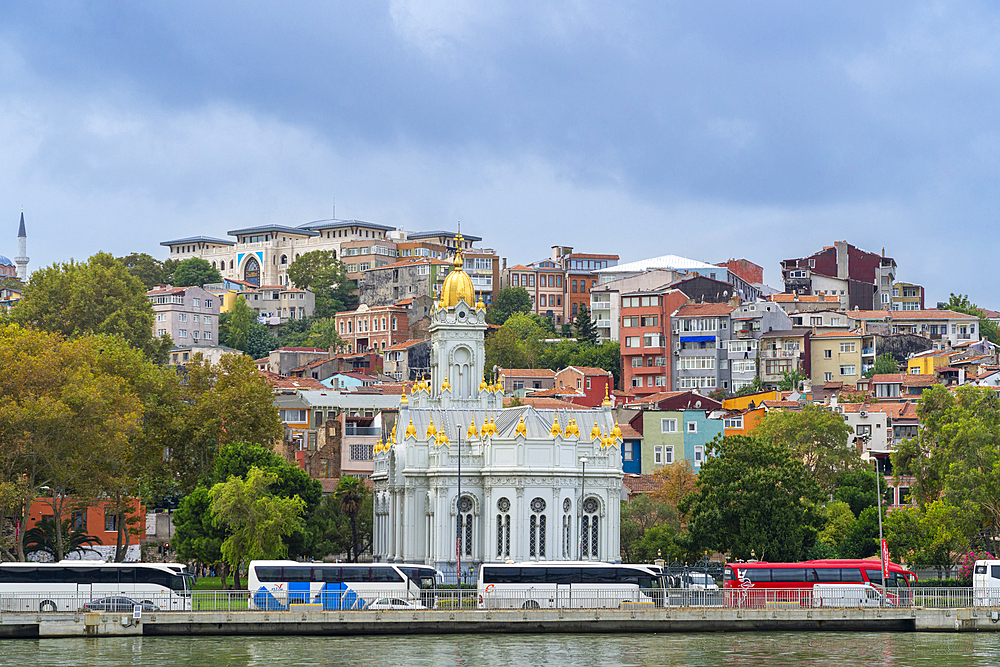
[[255, 567, 283, 582], [770, 569, 806, 583], [841, 568, 864, 582], [581, 568, 617, 584], [992, 566, 1000, 580], [743, 569, 771, 582], [545, 568, 580, 584], [723, 568, 734, 584], [341, 566, 371, 582], [815, 568, 840, 582], [284, 567, 312, 582], [482, 567, 515, 584], [314, 567, 341, 583], [120, 567, 136, 584], [519, 568, 546, 585], [371, 568, 403, 583], [865, 569, 882, 585]]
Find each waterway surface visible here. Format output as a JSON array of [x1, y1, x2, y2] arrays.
[[6, 632, 1000, 667]]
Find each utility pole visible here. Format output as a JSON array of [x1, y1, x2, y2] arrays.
[[578, 456, 588, 560]]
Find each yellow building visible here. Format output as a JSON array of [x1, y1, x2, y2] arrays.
[[906, 349, 954, 375], [809, 330, 875, 388], [722, 390, 780, 411]]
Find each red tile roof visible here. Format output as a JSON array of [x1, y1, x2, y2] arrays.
[[502, 368, 557, 377], [903, 374, 939, 387], [846, 309, 977, 321], [267, 377, 326, 391], [810, 330, 864, 338], [870, 374, 905, 384], [623, 474, 665, 496], [673, 303, 735, 317], [619, 424, 643, 439], [561, 366, 612, 376], [761, 400, 801, 409], [385, 339, 425, 351], [842, 402, 918, 419]]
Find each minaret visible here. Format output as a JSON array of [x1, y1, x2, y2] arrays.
[[14, 210, 28, 281]]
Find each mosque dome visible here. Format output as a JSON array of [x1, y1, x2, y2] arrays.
[[439, 235, 476, 309], [0, 256, 12, 266]]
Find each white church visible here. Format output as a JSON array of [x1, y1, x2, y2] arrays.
[[371, 234, 624, 580]]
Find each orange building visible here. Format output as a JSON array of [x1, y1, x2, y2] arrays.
[[27, 497, 145, 554]]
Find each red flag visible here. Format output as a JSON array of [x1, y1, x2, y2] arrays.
[[881, 539, 890, 581]]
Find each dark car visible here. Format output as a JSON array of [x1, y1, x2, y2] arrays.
[[83, 597, 158, 613]]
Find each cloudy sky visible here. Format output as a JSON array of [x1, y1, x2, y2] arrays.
[[2, 2, 998, 305]]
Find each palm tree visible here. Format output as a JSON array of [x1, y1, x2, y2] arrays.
[[334, 476, 368, 562], [24, 518, 101, 560]]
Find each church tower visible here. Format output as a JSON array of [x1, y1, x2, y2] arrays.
[[14, 211, 28, 281], [427, 233, 488, 407]]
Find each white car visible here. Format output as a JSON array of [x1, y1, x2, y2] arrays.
[[367, 597, 427, 610]]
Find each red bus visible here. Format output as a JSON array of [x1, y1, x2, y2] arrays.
[[723, 559, 916, 607]]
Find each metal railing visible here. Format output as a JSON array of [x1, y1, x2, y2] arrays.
[[6, 588, 1000, 614]]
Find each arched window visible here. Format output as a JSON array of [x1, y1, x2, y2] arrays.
[[457, 496, 474, 558], [496, 497, 511, 559], [281, 255, 287, 265], [381, 317, 386, 331], [529, 497, 546, 559], [562, 498, 572, 559], [244, 256, 260, 286], [581, 497, 599, 560], [229, 260, 234, 269]]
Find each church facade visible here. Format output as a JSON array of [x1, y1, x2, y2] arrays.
[[371, 235, 623, 580]]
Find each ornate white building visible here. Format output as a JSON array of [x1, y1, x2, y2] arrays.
[[371, 235, 623, 579]]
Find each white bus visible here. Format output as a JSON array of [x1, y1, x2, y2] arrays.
[[248, 560, 441, 611], [478, 562, 666, 610], [0, 562, 191, 613], [974, 560, 1000, 605]]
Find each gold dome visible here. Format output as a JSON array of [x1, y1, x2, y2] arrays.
[[467, 420, 479, 440], [515, 415, 527, 438], [405, 419, 416, 439], [549, 415, 562, 438], [479, 378, 488, 392], [439, 233, 476, 309], [426, 417, 437, 439]]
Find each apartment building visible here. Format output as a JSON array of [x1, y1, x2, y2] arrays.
[[147, 285, 220, 348], [596, 254, 762, 302], [891, 282, 925, 311], [335, 303, 411, 354], [758, 330, 808, 390], [590, 270, 679, 343], [728, 301, 794, 392], [238, 285, 316, 324], [809, 330, 876, 388], [359, 257, 452, 306], [620, 290, 689, 396], [846, 310, 979, 350], [504, 261, 566, 324], [781, 241, 896, 311], [670, 302, 735, 393]]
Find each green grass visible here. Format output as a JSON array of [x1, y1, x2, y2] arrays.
[[192, 576, 225, 591]]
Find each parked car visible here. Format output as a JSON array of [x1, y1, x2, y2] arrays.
[[367, 597, 426, 610], [83, 597, 158, 613], [680, 572, 719, 591]]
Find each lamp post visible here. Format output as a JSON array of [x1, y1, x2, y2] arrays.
[[578, 456, 588, 560], [874, 458, 886, 607]]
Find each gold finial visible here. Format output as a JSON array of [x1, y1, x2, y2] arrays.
[[479, 377, 488, 392], [590, 422, 602, 440], [441, 376, 451, 392], [612, 421, 622, 440], [549, 414, 562, 438], [602, 383, 612, 407], [467, 419, 479, 440], [515, 414, 527, 438], [391, 422, 397, 444], [476, 295, 485, 311], [405, 418, 416, 439], [426, 416, 437, 439], [401, 383, 408, 404], [566, 417, 580, 438], [436, 429, 450, 447]]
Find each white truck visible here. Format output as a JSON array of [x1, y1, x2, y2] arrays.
[[973, 560, 1000, 606], [811, 583, 885, 608]]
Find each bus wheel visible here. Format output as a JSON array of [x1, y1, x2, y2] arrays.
[[521, 600, 540, 610], [39, 600, 57, 613]]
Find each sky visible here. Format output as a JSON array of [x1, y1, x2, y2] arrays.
[[1, 1, 999, 306]]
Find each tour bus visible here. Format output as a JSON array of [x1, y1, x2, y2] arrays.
[[248, 561, 441, 611], [0, 561, 192, 613], [973, 560, 1000, 605], [478, 562, 667, 610], [724, 559, 915, 607]]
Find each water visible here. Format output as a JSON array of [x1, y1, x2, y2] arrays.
[[6, 632, 1000, 667]]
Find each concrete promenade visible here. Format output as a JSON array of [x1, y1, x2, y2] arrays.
[[3, 607, 1000, 637]]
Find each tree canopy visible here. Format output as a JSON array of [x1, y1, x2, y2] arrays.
[[680, 435, 823, 561], [12, 252, 171, 361], [574, 304, 598, 345], [863, 353, 900, 378], [287, 250, 357, 317], [172, 257, 223, 287], [946, 293, 1000, 345], [486, 287, 532, 325]]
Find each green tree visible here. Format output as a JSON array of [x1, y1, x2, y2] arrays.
[[486, 287, 532, 325], [620, 494, 679, 562], [306, 318, 343, 350], [502, 313, 547, 367], [574, 304, 598, 345], [833, 469, 892, 517], [245, 322, 280, 360], [227, 296, 253, 353], [755, 404, 859, 495], [335, 475, 369, 562], [778, 369, 805, 391], [212, 442, 321, 512], [287, 250, 357, 317], [302, 495, 350, 561], [117, 252, 166, 290], [734, 378, 763, 397], [172, 257, 223, 288], [11, 252, 171, 360], [863, 353, 900, 378], [680, 435, 823, 561], [837, 506, 881, 558], [816, 501, 855, 550], [23, 517, 101, 560], [893, 385, 1000, 543], [172, 486, 228, 584], [946, 293, 1000, 345], [884, 501, 980, 568], [210, 467, 306, 590]]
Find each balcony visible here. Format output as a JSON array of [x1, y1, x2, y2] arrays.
[[345, 426, 382, 436], [861, 347, 875, 356], [735, 330, 754, 339], [958, 334, 972, 340], [761, 350, 798, 359]]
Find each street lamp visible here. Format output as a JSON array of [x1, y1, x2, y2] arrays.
[[578, 456, 588, 560]]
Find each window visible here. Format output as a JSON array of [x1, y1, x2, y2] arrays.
[[661, 418, 677, 433], [192, 298, 200, 307], [641, 316, 658, 327], [178, 313, 188, 322], [840, 342, 856, 353], [497, 499, 511, 559], [625, 336, 641, 348], [655, 376, 667, 386], [731, 360, 756, 374], [810, 317, 822, 326], [631, 357, 642, 368], [856, 425, 871, 436], [622, 316, 639, 328], [687, 421, 698, 434], [643, 333, 665, 347], [694, 446, 704, 464], [654, 445, 663, 465], [105, 512, 118, 533], [824, 349, 832, 359], [824, 372, 833, 382], [179, 329, 187, 338], [678, 356, 715, 370], [724, 417, 743, 429], [457, 497, 474, 558], [631, 377, 642, 388], [840, 365, 856, 376], [663, 445, 673, 464], [624, 442, 633, 461]]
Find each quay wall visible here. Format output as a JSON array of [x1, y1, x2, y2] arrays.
[[7, 608, 1000, 638]]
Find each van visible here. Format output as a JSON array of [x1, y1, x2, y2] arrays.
[[811, 583, 884, 608], [680, 572, 719, 591], [973, 560, 1000, 606]]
